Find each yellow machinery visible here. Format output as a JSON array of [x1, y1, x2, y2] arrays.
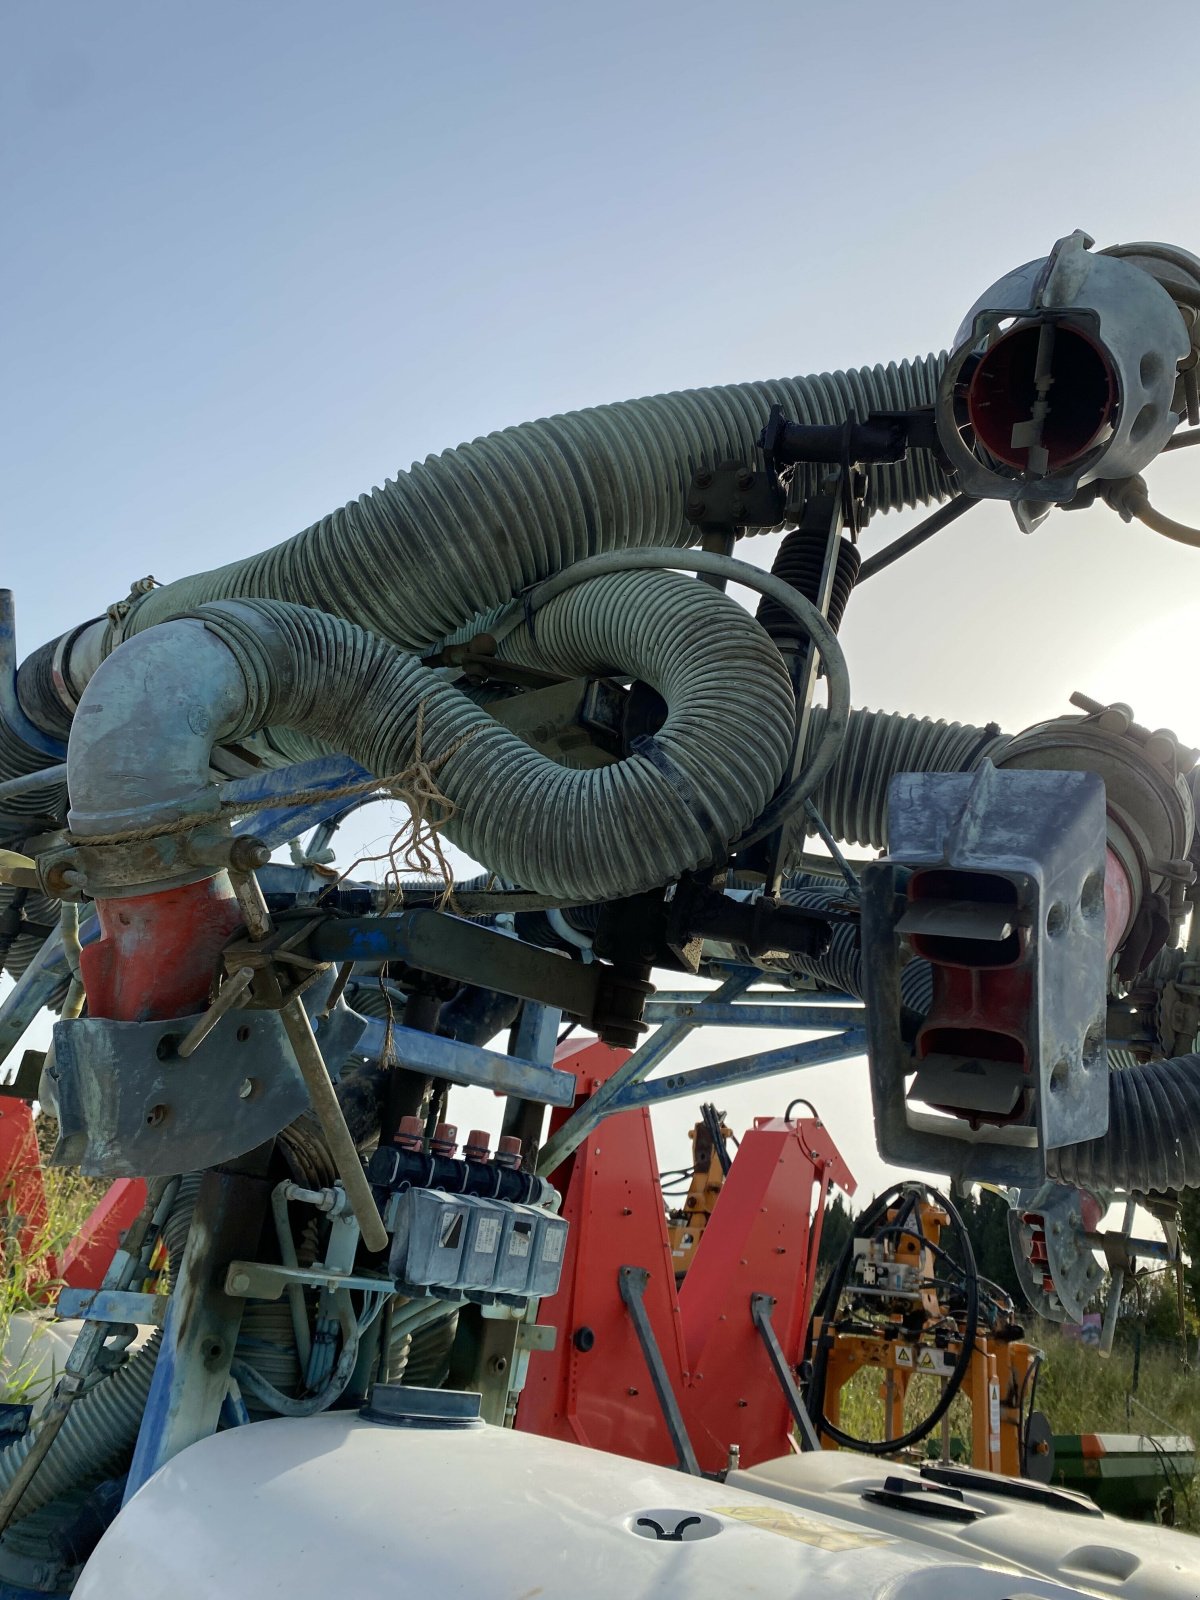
[[806, 1184, 1048, 1477], [665, 1103, 732, 1279]]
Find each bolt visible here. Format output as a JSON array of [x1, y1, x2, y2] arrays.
[[735, 467, 753, 489], [238, 1078, 255, 1099], [732, 498, 747, 519], [686, 498, 706, 519], [230, 1272, 251, 1294], [695, 469, 713, 489], [229, 836, 271, 871], [622, 1207, 632, 1216], [627, 1386, 639, 1396]]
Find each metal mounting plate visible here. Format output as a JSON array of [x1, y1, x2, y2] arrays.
[[49, 1008, 312, 1176]]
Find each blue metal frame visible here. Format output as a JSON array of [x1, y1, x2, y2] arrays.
[[0, 590, 67, 761], [536, 969, 867, 1175]]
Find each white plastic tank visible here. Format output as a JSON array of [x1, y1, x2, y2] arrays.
[[76, 1390, 1097, 1599]]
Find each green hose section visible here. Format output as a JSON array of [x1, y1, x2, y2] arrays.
[[179, 575, 796, 901], [115, 357, 949, 658]]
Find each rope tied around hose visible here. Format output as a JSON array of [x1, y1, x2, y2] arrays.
[[65, 702, 480, 912]]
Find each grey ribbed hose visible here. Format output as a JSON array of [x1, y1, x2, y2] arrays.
[[180, 575, 797, 902], [1047, 1056, 1200, 1193], [0, 1177, 199, 1524], [803, 706, 1010, 850], [116, 359, 950, 657]]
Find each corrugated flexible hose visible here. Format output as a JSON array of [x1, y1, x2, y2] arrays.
[[0, 1177, 199, 1525]]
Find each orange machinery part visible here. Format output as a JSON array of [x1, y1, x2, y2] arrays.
[[516, 1039, 855, 1473]]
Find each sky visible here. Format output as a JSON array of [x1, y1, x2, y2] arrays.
[[3, 0, 1200, 1201]]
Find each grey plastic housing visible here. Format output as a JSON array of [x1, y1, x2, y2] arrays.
[[860, 761, 1109, 1185], [388, 1187, 568, 1305]]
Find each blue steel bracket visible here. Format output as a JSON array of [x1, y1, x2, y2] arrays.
[[610, 1030, 866, 1112], [222, 754, 373, 847], [860, 762, 1110, 1187], [56, 1288, 168, 1326]]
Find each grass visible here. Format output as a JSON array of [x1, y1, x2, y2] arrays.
[[829, 1321, 1200, 1532], [0, 1122, 105, 1405]]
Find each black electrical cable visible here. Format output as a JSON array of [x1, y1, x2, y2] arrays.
[[805, 1181, 979, 1456], [857, 495, 979, 582]]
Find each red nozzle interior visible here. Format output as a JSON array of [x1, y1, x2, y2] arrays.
[[966, 321, 1117, 473]]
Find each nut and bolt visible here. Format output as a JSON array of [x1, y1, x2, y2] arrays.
[[686, 498, 706, 519], [735, 467, 753, 488], [229, 836, 272, 871]]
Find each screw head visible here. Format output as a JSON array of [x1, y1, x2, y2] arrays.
[[735, 467, 753, 489], [238, 1078, 255, 1099], [686, 498, 706, 519], [695, 469, 713, 489]]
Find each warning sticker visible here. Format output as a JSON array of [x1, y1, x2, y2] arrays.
[[510, 1220, 533, 1258], [541, 1226, 565, 1264], [709, 1506, 890, 1550], [895, 1346, 914, 1367], [916, 1347, 953, 1375], [474, 1217, 501, 1255]]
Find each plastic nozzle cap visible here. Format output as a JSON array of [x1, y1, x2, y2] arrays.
[[430, 1122, 458, 1156], [394, 1115, 425, 1152], [464, 1129, 491, 1162], [496, 1135, 523, 1169]]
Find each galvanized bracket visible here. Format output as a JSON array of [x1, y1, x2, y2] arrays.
[[749, 1292, 821, 1452], [617, 1264, 700, 1476], [49, 1006, 314, 1177]]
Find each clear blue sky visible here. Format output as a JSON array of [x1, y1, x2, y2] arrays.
[[3, 0, 1199, 1194]]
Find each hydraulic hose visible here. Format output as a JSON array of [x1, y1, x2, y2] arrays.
[[806, 1182, 978, 1454], [0, 1177, 198, 1524], [68, 576, 803, 903]]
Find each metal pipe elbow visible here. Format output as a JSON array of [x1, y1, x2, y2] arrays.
[[66, 619, 248, 840]]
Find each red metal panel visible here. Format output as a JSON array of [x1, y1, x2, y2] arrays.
[[677, 1115, 855, 1468], [0, 1098, 53, 1284], [517, 1041, 687, 1465], [518, 1050, 855, 1473], [61, 1178, 148, 1290]]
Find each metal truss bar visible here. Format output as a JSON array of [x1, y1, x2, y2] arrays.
[[223, 754, 373, 846], [750, 1292, 821, 1451], [642, 1001, 864, 1029], [648, 988, 855, 1005], [618, 1266, 700, 1476], [536, 971, 755, 1175], [611, 1029, 867, 1111], [350, 1016, 577, 1107], [510, 1001, 561, 1069]]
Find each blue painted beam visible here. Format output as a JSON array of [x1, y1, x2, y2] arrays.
[[57, 1287, 167, 1325], [641, 1002, 864, 1029], [536, 970, 757, 1175], [611, 1028, 868, 1110], [223, 753, 373, 846]]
